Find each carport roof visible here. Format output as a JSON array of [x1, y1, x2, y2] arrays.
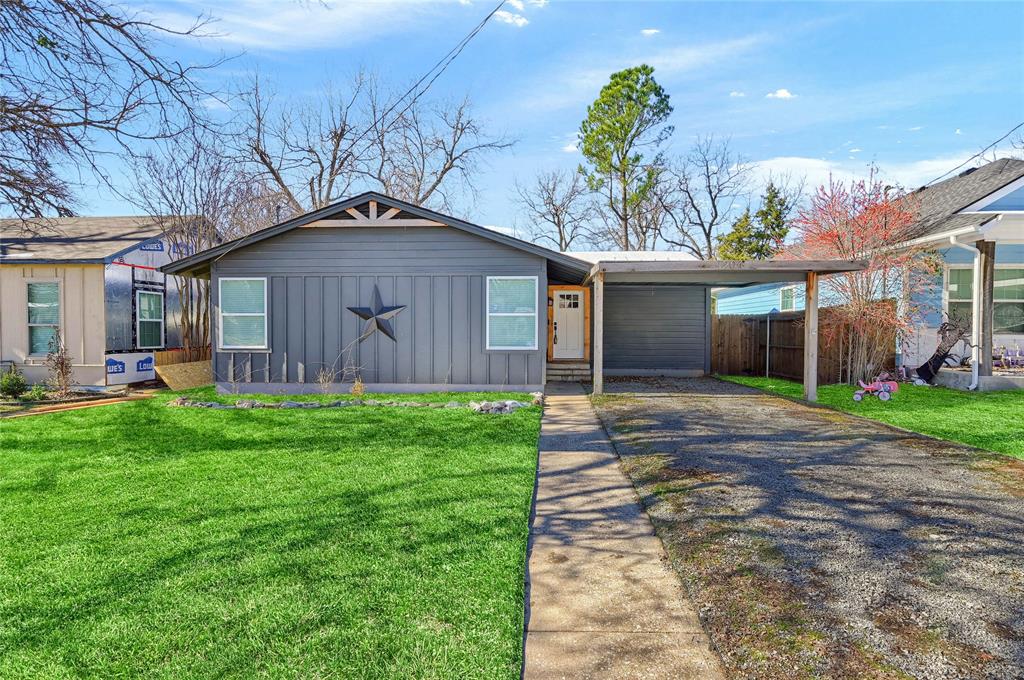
[[585, 259, 866, 286]]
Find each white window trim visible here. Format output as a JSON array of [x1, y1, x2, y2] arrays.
[[136, 290, 165, 350], [486, 275, 539, 351], [779, 285, 798, 312], [218, 277, 269, 351], [26, 279, 61, 356]]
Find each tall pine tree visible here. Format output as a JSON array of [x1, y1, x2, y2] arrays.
[[716, 182, 790, 260]]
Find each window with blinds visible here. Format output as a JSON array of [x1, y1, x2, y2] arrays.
[[137, 291, 164, 349], [486, 277, 538, 350], [27, 282, 59, 355], [219, 278, 268, 349]]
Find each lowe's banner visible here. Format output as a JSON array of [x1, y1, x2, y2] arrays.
[[105, 352, 156, 385]]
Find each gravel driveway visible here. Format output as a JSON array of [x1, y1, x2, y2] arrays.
[[591, 377, 1024, 680]]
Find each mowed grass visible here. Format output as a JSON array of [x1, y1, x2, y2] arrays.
[[0, 392, 542, 678], [719, 375, 1024, 459]]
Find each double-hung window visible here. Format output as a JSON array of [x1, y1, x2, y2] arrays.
[[136, 291, 164, 349], [219, 278, 268, 350], [779, 286, 797, 312], [27, 282, 59, 355], [947, 267, 1024, 334], [486, 276, 538, 350]]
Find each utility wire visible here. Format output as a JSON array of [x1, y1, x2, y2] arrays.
[[926, 120, 1024, 186], [209, 0, 507, 263]]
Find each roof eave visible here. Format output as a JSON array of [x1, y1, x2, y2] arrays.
[[161, 191, 593, 279]]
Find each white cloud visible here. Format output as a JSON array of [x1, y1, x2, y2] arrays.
[[729, 90, 745, 97], [527, 0, 548, 6], [765, 88, 796, 99], [641, 28, 660, 36], [147, 0, 439, 50], [561, 143, 578, 153], [506, 0, 524, 10], [753, 152, 979, 193], [849, 148, 862, 153], [955, 128, 963, 135], [909, 126, 923, 131], [494, 9, 528, 27]]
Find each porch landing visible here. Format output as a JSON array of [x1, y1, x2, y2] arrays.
[[522, 383, 723, 678]]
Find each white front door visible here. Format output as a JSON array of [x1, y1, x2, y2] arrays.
[[553, 291, 585, 359]]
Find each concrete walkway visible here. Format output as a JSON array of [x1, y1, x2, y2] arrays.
[[523, 384, 724, 679]]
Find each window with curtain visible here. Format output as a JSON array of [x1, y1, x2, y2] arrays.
[[219, 278, 267, 349], [947, 267, 1024, 334], [486, 277, 538, 350], [27, 282, 59, 355], [137, 291, 164, 349]]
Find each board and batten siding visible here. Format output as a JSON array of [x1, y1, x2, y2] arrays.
[[0, 264, 107, 385], [211, 226, 547, 391], [603, 285, 709, 374]]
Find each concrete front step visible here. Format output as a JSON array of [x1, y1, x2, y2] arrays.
[[547, 363, 592, 382]]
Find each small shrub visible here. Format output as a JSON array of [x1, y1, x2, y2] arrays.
[[0, 366, 27, 398], [315, 366, 336, 394], [25, 384, 48, 402], [45, 329, 75, 399], [350, 376, 365, 400]]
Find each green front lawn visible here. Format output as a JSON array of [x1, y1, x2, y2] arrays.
[[719, 375, 1024, 459], [0, 392, 541, 678]]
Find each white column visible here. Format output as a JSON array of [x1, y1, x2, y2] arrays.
[[593, 271, 604, 395], [803, 272, 819, 402]]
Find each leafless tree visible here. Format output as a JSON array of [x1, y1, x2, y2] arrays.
[[0, 0, 222, 219], [659, 136, 752, 259], [236, 75, 365, 213], [235, 72, 513, 213], [131, 134, 282, 354], [514, 170, 594, 251]]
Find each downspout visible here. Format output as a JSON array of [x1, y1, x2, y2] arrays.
[[948, 236, 981, 390]]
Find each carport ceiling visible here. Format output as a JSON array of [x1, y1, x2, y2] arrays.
[[587, 260, 866, 286]]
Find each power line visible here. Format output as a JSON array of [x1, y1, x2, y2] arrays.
[[926, 120, 1024, 186], [210, 0, 506, 263]]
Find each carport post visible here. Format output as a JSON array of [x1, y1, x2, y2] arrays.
[[803, 271, 819, 402], [593, 271, 604, 395]]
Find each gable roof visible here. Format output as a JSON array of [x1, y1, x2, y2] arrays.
[[902, 157, 1024, 242], [161, 191, 593, 281], [0, 216, 164, 264]]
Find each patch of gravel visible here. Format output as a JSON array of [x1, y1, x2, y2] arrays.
[[593, 377, 1024, 680]]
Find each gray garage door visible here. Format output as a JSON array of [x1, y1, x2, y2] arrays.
[[603, 285, 708, 372]]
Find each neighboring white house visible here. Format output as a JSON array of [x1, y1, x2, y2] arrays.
[[0, 217, 189, 386], [713, 158, 1024, 384]]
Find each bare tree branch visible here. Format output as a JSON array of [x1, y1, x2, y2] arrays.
[[514, 170, 595, 251], [0, 0, 225, 218]]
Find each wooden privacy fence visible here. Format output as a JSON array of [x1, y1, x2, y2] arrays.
[[154, 346, 211, 367], [711, 309, 895, 384]]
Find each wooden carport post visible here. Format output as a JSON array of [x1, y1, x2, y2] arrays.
[[592, 271, 604, 395], [803, 271, 819, 402]]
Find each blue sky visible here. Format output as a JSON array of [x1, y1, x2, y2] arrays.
[[89, 0, 1023, 234]]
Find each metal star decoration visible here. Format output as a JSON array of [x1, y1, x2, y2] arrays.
[[348, 285, 406, 342]]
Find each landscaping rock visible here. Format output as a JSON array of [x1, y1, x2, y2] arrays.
[[530, 391, 544, 405], [279, 401, 301, 409], [168, 396, 191, 407], [445, 401, 461, 408], [235, 399, 260, 409]]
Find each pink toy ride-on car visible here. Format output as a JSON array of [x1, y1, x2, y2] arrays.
[[853, 374, 900, 402]]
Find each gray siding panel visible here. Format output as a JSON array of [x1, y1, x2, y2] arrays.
[[603, 285, 709, 371], [212, 226, 546, 388]]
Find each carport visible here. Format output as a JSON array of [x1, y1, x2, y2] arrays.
[[583, 260, 866, 401]]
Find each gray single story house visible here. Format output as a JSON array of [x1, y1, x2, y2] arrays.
[[162, 192, 861, 399]]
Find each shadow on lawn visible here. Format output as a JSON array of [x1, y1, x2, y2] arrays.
[[592, 378, 1024, 680], [0, 402, 538, 676]]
